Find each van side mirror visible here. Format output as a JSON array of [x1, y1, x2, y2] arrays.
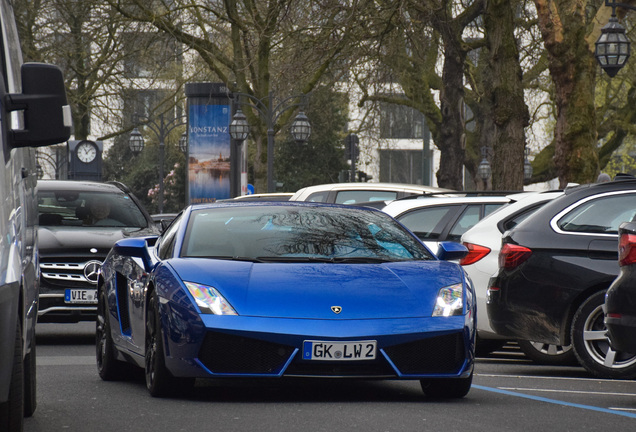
[[4, 63, 72, 148]]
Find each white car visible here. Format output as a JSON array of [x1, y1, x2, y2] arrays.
[[289, 182, 452, 205], [382, 194, 520, 252], [459, 190, 567, 360]]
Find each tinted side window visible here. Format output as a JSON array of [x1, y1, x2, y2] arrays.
[[484, 204, 503, 217], [501, 203, 546, 232], [557, 193, 636, 234], [305, 191, 330, 202], [447, 205, 482, 242], [397, 205, 459, 240], [158, 215, 182, 259]]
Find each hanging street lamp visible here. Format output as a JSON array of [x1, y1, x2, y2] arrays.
[[477, 146, 492, 182], [228, 92, 311, 193], [595, 1, 633, 77]]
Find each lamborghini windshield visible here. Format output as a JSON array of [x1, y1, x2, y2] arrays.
[[181, 205, 433, 262]]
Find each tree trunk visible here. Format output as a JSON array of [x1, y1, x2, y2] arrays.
[[434, 18, 468, 190], [481, 0, 529, 190], [535, 0, 598, 187]]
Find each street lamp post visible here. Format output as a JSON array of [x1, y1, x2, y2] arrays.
[[128, 112, 186, 213], [228, 92, 311, 193], [36, 150, 59, 179], [595, 1, 633, 77], [345, 133, 359, 182], [524, 148, 533, 182], [477, 146, 492, 183]]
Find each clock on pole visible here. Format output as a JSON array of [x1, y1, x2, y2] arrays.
[[68, 140, 103, 180], [76, 140, 98, 163]]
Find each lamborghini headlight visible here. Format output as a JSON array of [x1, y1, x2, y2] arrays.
[[184, 281, 237, 315], [432, 283, 464, 317]]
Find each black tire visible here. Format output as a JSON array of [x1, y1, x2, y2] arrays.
[[571, 290, 636, 379], [145, 290, 193, 397], [420, 372, 472, 398], [517, 339, 576, 365], [0, 321, 24, 432], [96, 287, 129, 380], [23, 327, 36, 417]]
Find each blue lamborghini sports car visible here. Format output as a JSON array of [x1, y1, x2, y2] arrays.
[[95, 202, 475, 398]]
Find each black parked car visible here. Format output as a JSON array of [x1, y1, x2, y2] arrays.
[[605, 220, 636, 354], [37, 180, 159, 323], [487, 176, 636, 379]]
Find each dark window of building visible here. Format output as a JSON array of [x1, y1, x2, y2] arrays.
[[379, 101, 425, 139], [380, 150, 426, 184]]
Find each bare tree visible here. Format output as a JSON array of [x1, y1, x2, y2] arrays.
[[108, 0, 366, 192], [354, 0, 485, 190], [15, 0, 193, 144]]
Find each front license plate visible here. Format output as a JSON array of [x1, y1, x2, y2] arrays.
[[302, 340, 377, 361], [64, 289, 98, 304]]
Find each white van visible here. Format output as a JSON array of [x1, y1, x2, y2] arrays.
[[0, 1, 72, 430]]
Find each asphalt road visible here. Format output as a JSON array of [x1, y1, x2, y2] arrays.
[[25, 323, 636, 431]]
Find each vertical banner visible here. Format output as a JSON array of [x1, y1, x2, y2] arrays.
[[185, 83, 232, 204]]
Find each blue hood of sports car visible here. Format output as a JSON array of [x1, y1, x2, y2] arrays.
[[170, 259, 464, 319]]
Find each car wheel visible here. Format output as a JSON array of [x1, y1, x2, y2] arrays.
[[23, 327, 36, 417], [571, 290, 636, 379], [96, 287, 128, 380], [517, 339, 576, 365], [145, 290, 193, 397], [0, 321, 24, 432], [420, 372, 472, 398]]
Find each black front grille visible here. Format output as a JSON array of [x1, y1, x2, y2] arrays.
[[285, 358, 395, 377], [198, 331, 465, 377], [198, 332, 295, 374], [39, 257, 104, 290], [384, 332, 465, 374]]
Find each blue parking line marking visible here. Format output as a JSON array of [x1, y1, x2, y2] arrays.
[[473, 385, 636, 419]]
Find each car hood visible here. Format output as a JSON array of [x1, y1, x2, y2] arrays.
[[170, 259, 465, 319], [38, 226, 157, 257]]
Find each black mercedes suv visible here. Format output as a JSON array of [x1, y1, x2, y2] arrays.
[[37, 180, 159, 323]]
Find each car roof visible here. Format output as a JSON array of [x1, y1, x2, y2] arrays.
[[562, 176, 636, 197], [381, 194, 516, 216], [231, 192, 294, 201], [37, 179, 128, 194], [290, 182, 453, 200], [461, 191, 564, 238]]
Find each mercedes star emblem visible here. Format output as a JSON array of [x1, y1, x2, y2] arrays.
[[84, 260, 102, 284]]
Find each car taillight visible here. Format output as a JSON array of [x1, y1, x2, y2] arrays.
[[618, 232, 636, 266], [459, 243, 491, 266], [499, 243, 532, 269]]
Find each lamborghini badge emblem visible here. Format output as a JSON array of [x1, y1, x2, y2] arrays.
[[331, 306, 342, 314]]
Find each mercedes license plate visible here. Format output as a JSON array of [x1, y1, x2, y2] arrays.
[[64, 289, 97, 304], [302, 340, 377, 361]]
